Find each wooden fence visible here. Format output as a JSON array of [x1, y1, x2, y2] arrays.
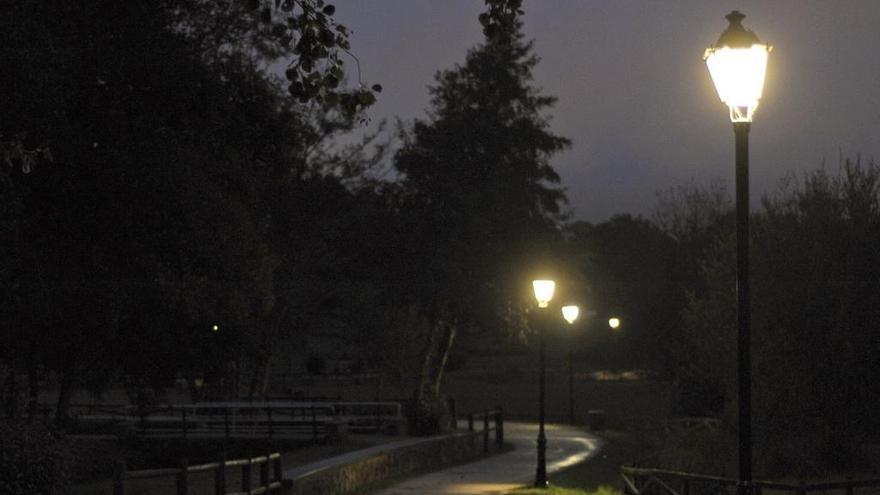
[[622, 466, 880, 495], [462, 407, 505, 453], [140, 403, 340, 441], [114, 452, 282, 495], [59, 401, 405, 440]]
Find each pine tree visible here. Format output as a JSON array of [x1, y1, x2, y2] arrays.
[[393, 6, 570, 433]]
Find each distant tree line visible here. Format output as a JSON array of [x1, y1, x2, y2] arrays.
[[0, 0, 567, 440], [570, 159, 880, 476]]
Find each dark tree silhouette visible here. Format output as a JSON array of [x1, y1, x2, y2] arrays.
[[392, 4, 569, 433]]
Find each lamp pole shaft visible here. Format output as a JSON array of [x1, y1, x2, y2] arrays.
[[568, 347, 574, 425], [734, 122, 752, 495], [535, 311, 548, 487]]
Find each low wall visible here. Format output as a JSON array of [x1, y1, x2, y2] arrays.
[[287, 430, 493, 495]]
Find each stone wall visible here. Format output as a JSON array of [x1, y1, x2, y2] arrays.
[[287, 431, 493, 495]]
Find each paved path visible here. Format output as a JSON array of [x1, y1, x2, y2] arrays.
[[373, 422, 601, 495]]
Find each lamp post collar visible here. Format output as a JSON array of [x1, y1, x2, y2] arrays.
[[714, 11, 762, 48]]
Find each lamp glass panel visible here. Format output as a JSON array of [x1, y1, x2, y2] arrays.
[[532, 280, 556, 308], [705, 44, 769, 121], [561, 305, 580, 324]]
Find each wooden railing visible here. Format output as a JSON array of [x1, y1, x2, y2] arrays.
[[621, 466, 880, 495], [57, 400, 405, 439], [461, 407, 505, 453], [114, 452, 282, 495], [140, 403, 340, 441]]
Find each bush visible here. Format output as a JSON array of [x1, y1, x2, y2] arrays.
[[0, 420, 72, 494]]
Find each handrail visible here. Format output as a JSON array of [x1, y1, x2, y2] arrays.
[[114, 452, 282, 495], [621, 466, 880, 495]]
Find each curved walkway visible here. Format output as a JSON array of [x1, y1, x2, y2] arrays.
[[373, 422, 601, 495]]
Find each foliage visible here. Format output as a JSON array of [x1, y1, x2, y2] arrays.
[[0, 0, 388, 413], [390, 3, 569, 433], [0, 420, 72, 495], [167, 0, 380, 118], [680, 158, 880, 476], [566, 215, 681, 375]]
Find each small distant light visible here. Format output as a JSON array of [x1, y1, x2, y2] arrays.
[[561, 305, 580, 324], [212, 324, 219, 332], [608, 318, 621, 330]]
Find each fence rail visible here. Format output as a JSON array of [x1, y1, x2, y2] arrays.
[[460, 407, 505, 453], [114, 452, 282, 495], [622, 466, 880, 495], [53, 400, 405, 440]]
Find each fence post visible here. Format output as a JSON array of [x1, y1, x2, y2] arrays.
[[260, 455, 270, 490], [483, 410, 490, 453], [241, 457, 252, 494], [797, 481, 806, 495], [494, 406, 503, 447], [467, 413, 474, 432], [113, 459, 127, 495], [224, 407, 230, 440], [176, 457, 188, 495], [682, 479, 690, 495], [846, 477, 854, 495], [311, 406, 317, 441], [181, 407, 188, 439], [214, 452, 226, 495], [273, 453, 282, 484]]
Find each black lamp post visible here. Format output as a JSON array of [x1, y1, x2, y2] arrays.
[[561, 305, 580, 425], [704, 11, 771, 495], [531, 279, 555, 488]]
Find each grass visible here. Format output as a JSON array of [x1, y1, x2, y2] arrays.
[[509, 486, 621, 495], [505, 428, 643, 495]]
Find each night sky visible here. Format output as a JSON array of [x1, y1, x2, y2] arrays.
[[332, 1, 880, 222]]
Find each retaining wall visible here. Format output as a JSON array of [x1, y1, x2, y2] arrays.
[[287, 430, 492, 494]]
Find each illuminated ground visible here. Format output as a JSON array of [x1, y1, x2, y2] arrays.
[[373, 422, 600, 495]]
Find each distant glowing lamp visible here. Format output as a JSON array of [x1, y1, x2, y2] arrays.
[[703, 11, 771, 122], [532, 280, 556, 308], [561, 305, 580, 324], [212, 324, 219, 332], [608, 317, 621, 330]]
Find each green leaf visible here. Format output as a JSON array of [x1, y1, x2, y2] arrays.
[[356, 90, 376, 107]]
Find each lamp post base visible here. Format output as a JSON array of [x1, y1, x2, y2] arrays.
[[535, 430, 548, 487]]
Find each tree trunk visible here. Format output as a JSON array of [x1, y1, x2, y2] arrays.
[[257, 351, 273, 400], [55, 366, 75, 427], [410, 316, 456, 435], [246, 350, 274, 401]]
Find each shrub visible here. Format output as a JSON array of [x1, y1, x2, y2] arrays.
[[0, 420, 72, 494]]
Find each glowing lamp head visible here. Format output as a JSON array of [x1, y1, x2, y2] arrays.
[[532, 280, 556, 308], [561, 305, 580, 324], [704, 11, 771, 122], [212, 324, 219, 332], [608, 317, 621, 330]]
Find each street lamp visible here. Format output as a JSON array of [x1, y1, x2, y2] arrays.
[[531, 279, 555, 488], [704, 11, 770, 495], [561, 305, 580, 425], [608, 317, 621, 330]]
